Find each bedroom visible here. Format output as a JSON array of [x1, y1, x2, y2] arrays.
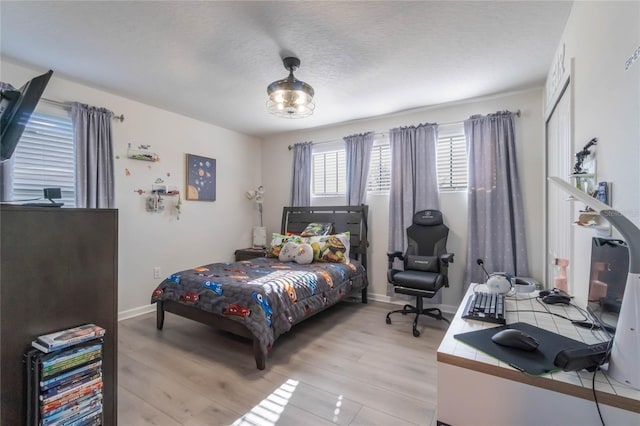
[[1, 1, 639, 425]]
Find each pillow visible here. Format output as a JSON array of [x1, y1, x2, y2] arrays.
[[306, 232, 350, 263], [267, 233, 304, 258], [278, 242, 314, 264], [300, 222, 333, 237]]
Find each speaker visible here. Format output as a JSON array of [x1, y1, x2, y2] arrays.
[[44, 187, 62, 200]]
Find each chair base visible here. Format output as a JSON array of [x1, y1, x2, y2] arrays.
[[386, 297, 450, 337]]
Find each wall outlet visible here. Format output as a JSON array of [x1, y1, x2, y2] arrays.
[[153, 267, 161, 279]]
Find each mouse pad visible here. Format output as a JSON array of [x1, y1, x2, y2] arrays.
[[453, 322, 587, 375]]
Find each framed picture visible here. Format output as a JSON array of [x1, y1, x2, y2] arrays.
[[186, 153, 216, 201]]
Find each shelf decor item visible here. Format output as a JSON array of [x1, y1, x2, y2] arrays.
[[572, 138, 597, 175], [127, 143, 158, 162], [186, 154, 216, 201]]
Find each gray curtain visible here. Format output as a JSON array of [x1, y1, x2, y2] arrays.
[[344, 131, 374, 206], [71, 102, 115, 208], [465, 111, 528, 285], [388, 123, 440, 253], [290, 141, 312, 207], [387, 123, 441, 297], [0, 156, 15, 202]]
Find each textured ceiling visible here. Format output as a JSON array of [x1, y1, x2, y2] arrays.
[[1, 1, 572, 137]]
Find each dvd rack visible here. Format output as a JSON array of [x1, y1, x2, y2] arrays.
[[25, 338, 104, 426]]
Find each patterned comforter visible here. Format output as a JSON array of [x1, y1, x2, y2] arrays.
[[150, 257, 368, 356]]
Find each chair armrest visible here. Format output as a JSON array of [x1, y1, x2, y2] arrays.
[[387, 251, 404, 262], [440, 253, 454, 265]]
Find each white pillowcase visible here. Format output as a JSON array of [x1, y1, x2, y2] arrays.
[[278, 242, 314, 265]]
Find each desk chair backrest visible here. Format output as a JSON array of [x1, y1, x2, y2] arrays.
[[406, 210, 449, 259]]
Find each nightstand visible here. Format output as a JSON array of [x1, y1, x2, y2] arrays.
[[235, 247, 267, 261]]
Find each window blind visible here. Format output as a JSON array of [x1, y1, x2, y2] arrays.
[[437, 135, 468, 191], [12, 111, 76, 206], [367, 143, 391, 192], [312, 150, 346, 195]]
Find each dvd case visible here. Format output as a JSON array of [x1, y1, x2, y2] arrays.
[[32, 324, 105, 353], [25, 334, 104, 425]]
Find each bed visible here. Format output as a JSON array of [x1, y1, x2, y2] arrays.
[[151, 205, 369, 370]]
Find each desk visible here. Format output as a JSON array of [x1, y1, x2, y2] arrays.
[[437, 285, 640, 426]]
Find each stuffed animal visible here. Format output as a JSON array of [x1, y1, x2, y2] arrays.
[[278, 241, 314, 265]]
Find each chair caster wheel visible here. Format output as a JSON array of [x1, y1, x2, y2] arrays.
[[413, 328, 420, 337], [386, 317, 391, 325]]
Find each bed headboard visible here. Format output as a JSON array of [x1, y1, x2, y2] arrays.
[[281, 205, 369, 270]]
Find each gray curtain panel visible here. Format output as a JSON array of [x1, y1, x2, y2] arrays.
[[464, 111, 528, 286], [388, 123, 440, 253], [344, 131, 375, 206], [71, 102, 115, 208], [290, 141, 312, 207], [387, 123, 441, 297], [0, 156, 15, 202]]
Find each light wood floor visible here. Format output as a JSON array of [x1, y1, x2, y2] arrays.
[[118, 300, 449, 426]]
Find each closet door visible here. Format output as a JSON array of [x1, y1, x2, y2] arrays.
[[545, 81, 573, 289]]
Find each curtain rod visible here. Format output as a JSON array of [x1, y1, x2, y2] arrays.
[[41, 97, 125, 122], [287, 109, 520, 150]]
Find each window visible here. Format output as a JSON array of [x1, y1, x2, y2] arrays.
[[12, 109, 76, 206], [367, 142, 391, 192], [312, 149, 346, 195], [436, 134, 468, 191], [312, 138, 391, 196]]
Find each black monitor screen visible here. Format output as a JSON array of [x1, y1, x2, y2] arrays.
[[0, 70, 53, 161], [587, 237, 629, 331]]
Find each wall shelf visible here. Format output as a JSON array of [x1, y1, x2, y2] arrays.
[[574, 211, 611, 236], [151, 183, 179, 196], [127, 143, 158, 162]]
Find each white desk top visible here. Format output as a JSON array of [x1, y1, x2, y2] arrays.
[[437, 284, 640, 413]]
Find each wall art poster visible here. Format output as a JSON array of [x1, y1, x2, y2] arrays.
[[186, 153, 216, 201]]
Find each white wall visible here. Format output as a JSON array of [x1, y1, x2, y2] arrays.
[[546, 2, 640, 305], [261, 89, 544, 309], [1, 59, 263, 318]]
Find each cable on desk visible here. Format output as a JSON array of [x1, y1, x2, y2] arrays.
[[535, 297, 590, 323], [593, 367, 606, 426], [591, 338, 613, 426]]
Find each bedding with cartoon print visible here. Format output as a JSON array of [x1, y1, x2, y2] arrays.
[[150, 257, 367, 356]]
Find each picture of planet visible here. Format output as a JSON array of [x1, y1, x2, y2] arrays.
[[186, 154, 216, 201]]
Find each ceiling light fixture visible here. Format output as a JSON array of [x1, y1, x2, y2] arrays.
[[266, 57, 315, 118]]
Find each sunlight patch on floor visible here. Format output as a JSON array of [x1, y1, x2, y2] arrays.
[[333, 394, 343, 422], [231, 379, 299, 426]]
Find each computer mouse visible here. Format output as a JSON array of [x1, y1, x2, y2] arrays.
[[491, 328, 539, 351]]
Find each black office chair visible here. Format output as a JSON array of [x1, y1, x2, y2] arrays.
[[386, 210, 454, 337]]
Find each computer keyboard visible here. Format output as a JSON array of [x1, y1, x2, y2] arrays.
[[462, 291, 506, 324]]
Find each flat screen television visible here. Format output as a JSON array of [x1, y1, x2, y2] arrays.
[[0, 70, 53, 161], [587, 237, 629, 331]]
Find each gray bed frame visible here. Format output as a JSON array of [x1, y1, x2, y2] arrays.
[[156, 205, 369, 370]]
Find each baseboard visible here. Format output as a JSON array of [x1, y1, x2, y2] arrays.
[[118, 304, 156, 321], [368, 292, 458, 315]]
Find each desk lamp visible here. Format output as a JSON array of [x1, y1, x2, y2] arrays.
[[549, 176, 640, 389]]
